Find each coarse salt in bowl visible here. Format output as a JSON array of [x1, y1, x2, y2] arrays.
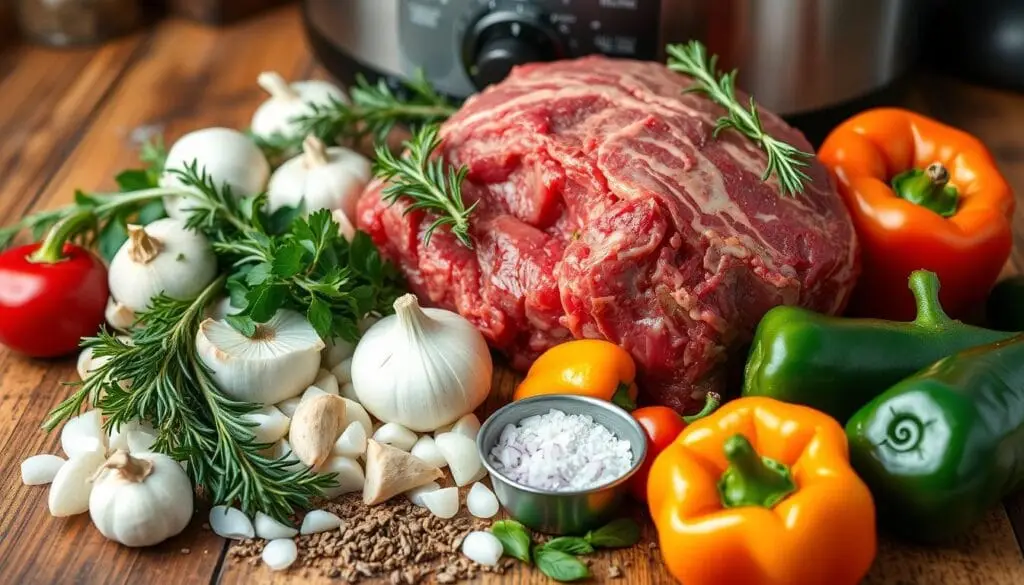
[[476, 395, 647, 535]]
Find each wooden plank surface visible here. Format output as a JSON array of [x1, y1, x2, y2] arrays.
[[0, 6, 1022, 584]]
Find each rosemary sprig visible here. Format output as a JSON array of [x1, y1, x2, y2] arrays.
[[372, 124, 475, 248], [282, 71, 458, 151], [666, 41, 813, 196], [44, 278, 335, 522]]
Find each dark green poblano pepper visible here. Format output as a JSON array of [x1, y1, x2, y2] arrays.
[[742, 270, 1015, 423], [846, 333, 1024, 542]]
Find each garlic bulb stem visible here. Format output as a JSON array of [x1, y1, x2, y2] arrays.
[[126, 225, 162, 264], [303, 135, 329, 167], [95, 451, 153, 483], [258, 71, 299, 100], [394, 294, 430, 341]]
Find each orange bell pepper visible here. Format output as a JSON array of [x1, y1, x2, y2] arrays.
[[647, 397, 876, 585], [512, 339, 638, 410], [819, 108, 1014, 321]]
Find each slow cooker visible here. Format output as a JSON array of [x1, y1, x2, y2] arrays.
[[303, 0, 924, 116]]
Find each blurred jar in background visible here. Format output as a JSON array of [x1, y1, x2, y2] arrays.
[[16, 0, 141, 46]]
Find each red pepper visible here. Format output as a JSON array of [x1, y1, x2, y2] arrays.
[[628, 392, 720, 502], [0, 211, 108, 357]]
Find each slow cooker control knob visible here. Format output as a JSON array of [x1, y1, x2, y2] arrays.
[[464, 9, 562, 89]]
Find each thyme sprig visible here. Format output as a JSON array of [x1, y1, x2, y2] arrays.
[[43, 279, 335, 522], [372, 124, 476, 248], [667, 41, 813, 196]]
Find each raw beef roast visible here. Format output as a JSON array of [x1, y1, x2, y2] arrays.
[[357, 57, 859, 413]]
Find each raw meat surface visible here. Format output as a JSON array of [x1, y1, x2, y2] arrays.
[[357, 57, 859, 413]]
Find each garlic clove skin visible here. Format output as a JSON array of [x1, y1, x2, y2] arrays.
[[196, 309, 324, 404], [61, 410, 107, 460], [48, 448, 107, 517], [251, 72, 347, 143], [351, 294, 493, 432], [160, 127, 270, 219], [241, 405, 291, 445], [255, 512, 299, 540], [108, 218, 218, 313], [209, 505, 255, 539], [319, 456, 365, 499], [105, 297, 135, 331], [372, 423, 418, 452], [21, 454, 65, 486], [266, 137, 371, 223], [262, 538, 298, 571], [89, 451, 193, 547]]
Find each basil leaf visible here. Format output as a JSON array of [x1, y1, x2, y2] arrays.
[[539, 537, 594, 556], [115, 169, 153, 192], [307, 296, 333, 339], [272, 242, 306, 278], [226, 314, 257, 337], [97, 216, 129, 263], [534, 547, 590, 582], [491, 520, 531, 564], [584, 518, 641, 548], [246, 284, 287, 322]]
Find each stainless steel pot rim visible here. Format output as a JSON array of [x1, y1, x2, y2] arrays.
[[476, 394, 648, 497]]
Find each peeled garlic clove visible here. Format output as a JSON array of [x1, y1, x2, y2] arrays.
[[108, 420, 156, 452], [270, 439, 306, 473], [434, 432, 485, 487], [160, 127, 270, 219], [420, 487, 459, 519], [262, 538, 298, 571], [450, 414, 481, 441], [319, 455, 365, 499], [410, 436, 447, 469], [333, 422, 367, 458], [467, 482, 500, 518], [372, 423, 418, 452], [276, 397, 302, 418], [340, 382, 359, 402], [105, 297, 135, 331], [301, 385, 329, 402], [61, 410, 106, 459], [241, 405, 291, 445], [300, 509, 344, 534], [48, 449, 106, 517], [433, 421, 455, 438], [322, 337, 355, 369], [21, 454, 65, 486], [331, 358, 353, 385], [405, 482, 440, 507], [340, 398, 373, 438], [209, 505, 255, 539], [313, 369, 339, 396], [197, 309, 324, 404], [462, 531, 503, 566], [76, 347, 95, 380], [255, 512, 299, 540], [204, 297, 242, 321], [127, 430, 157, 453]]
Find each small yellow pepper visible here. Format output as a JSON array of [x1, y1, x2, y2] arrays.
[[513, 339, 638, 410]]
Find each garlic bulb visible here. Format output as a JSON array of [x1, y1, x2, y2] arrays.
[[108, 219, 217, 313], [351, 294, 492, 432], [89, 451, 193, 547], [267, 135, 371, 224], [196, 309, 324, 404], [251, 72, 346, 143], [160, 127, 270, 219]]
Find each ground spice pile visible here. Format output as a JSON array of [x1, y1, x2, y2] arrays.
[[228, 493, 514, 583]]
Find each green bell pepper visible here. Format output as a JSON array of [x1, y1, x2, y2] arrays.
[[846, 333, 1024, 542], [742, 270, 1015, 423], [986, 275, 1024, 332]]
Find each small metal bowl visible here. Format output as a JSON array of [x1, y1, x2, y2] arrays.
[[477, 395, 647, 535]]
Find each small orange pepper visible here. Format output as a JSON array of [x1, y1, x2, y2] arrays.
[[818, 108, 1014, 321], [647, 397, 876, 585], [513, 339, 638, 410]]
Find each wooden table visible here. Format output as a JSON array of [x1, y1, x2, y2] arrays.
[[1, 6, 1023, 584]]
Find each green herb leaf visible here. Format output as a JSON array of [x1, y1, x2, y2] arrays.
[[584, 518, 641, 548], [245, 263, 273, 286], [491, 520, 532, 564], [137, 200, 166, 224], [534, 547, 590, 582], [97, 215, 129, 263], [115, 169, 154, 192], [306, 296, 333, 339], [246, 284, 287, 322], [267, 203, 304, 236], [539, 537, 594, 556], [272, 242, 307, 278], [226, 314, 257, 337]]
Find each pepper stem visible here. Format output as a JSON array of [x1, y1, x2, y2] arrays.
[[891, 162, 959, 218], [611, 382, 637, 411], [908, 270, 954, 329], [717, 434, 796, 509], [683, 392, 721, 423], [27, 210, 96, 264]]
